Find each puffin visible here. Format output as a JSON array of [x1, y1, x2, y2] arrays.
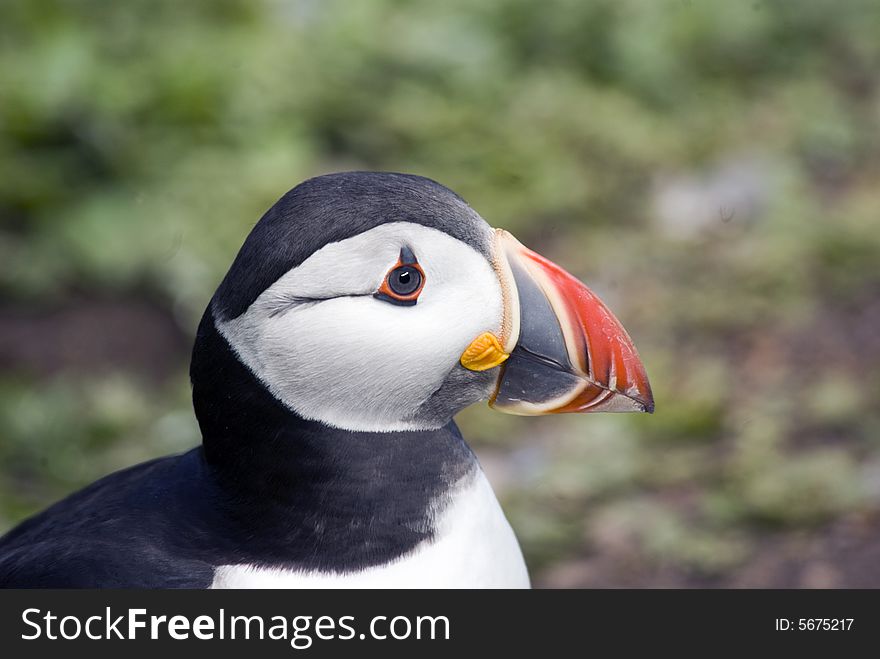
[[0, 172, 653, 588]]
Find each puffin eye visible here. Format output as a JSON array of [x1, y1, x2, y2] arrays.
[[374, 247, 425, 306], [388, 265, 422, 297]]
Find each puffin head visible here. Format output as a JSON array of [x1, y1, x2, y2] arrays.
[[197, 172, 653, 434]]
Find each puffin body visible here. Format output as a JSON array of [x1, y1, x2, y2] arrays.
[[0, 172, 652, 588]]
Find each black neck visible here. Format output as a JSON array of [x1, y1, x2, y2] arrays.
[[189, 310, 476, 571]]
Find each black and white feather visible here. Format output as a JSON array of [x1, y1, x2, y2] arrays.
[[0, 172, 529, 588]]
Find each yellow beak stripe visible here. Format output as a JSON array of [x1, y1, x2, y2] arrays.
[[460, 332, 510, 372]]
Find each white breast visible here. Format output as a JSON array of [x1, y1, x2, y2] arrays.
[[211, 469, 530, 589]]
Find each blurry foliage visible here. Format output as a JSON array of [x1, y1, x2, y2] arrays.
[[1, 0, 880, 586]]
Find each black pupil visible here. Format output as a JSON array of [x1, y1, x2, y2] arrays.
[[389, 266, 421, 296]]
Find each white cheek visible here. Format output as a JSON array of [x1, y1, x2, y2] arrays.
[[217, 223, 503, 432], [258, 280, 501, 431]]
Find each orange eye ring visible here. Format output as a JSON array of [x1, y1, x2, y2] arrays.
[[374, 247, 425, 306]]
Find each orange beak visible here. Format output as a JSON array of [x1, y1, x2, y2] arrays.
[[477, 230, 653, 415]]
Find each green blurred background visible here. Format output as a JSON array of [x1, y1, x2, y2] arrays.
[[2, 0, 879, 587]]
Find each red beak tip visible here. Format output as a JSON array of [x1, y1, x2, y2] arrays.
[[629, 380, 654, 414]]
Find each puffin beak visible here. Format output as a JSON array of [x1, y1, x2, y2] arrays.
[[460, 230, 654, 415]]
